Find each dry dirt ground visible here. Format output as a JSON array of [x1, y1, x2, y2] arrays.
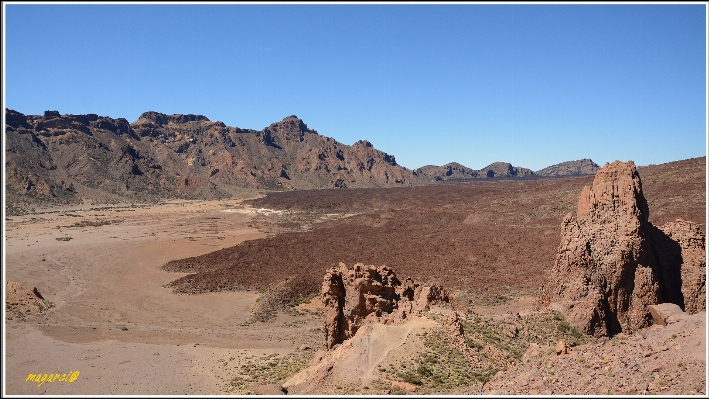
[[4, 199, 324, 395], [3, 157, 706, 395]]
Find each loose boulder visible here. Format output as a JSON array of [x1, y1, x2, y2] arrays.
[[647, 303, 686, 326]]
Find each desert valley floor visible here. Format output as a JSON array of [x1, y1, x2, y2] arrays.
[[4, 157, 707, 395]]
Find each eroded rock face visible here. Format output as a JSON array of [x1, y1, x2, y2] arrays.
[[322, 262, 448, 349], [652, 220, 706, 315], [539, 160, 706, 337]]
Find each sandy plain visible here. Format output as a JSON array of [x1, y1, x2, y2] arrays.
[[4, 199, 324, 395]]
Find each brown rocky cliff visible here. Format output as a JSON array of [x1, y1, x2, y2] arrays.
[[261, 115, 311, 144], [539, 160, 705, 337]]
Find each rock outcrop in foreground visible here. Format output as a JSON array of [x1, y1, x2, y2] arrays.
[[322, 262, 448, 349], [539, 160, 705, 337]]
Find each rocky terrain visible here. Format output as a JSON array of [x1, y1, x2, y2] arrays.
[[162, 157, 705, 308], [4, 155, 705, 395], [5, 109, 419, 215], [157, 157, 705, 395], [484, 308, 706, 395], [479, 161, 535, 178], [414, 159, 600, 181], [321, 263, 448, 349], [281, 263, 590, 395], [278, 160, 706, 395], [414, 162, 480, 180]]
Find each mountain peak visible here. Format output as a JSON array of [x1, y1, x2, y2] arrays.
[[262, 116, 314, 143]]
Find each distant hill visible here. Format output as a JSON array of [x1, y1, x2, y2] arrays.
[[479, 162, 535, 178], [415, 159, 602, 181], [414, 161, 534, 181], [5, 109, 420, 214], [535, 159, 601, 177], [414, 162, 479, 181]]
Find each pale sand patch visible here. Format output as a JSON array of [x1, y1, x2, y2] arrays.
[[4, 199, 322, 395]]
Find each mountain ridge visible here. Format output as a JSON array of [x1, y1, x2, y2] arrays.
[[5, 109, 421, 213], [2, 108, 658, 214], [413, 159, 598, 181]]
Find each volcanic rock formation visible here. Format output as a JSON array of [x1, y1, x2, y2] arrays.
[[321, 262, 448, 349], [538, 160, 705, 337]]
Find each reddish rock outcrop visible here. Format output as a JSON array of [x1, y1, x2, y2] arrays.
[[647, 303, 686, 326], [539, 160, 706, 337], [321, 262, 448, 349]]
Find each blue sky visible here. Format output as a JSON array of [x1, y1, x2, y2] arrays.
[[3, 3, 706, 171]]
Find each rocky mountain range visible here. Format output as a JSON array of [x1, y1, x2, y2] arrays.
[[415, 159, 600, 181], [413, 161, 535, 180], [5, 109, 419, 212], [5, 108, 602, 213]]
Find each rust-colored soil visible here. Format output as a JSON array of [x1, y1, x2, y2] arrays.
[[164, 157, 705, 308]]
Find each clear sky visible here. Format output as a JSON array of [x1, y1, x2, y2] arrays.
[[3, 2, 707, 171]]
